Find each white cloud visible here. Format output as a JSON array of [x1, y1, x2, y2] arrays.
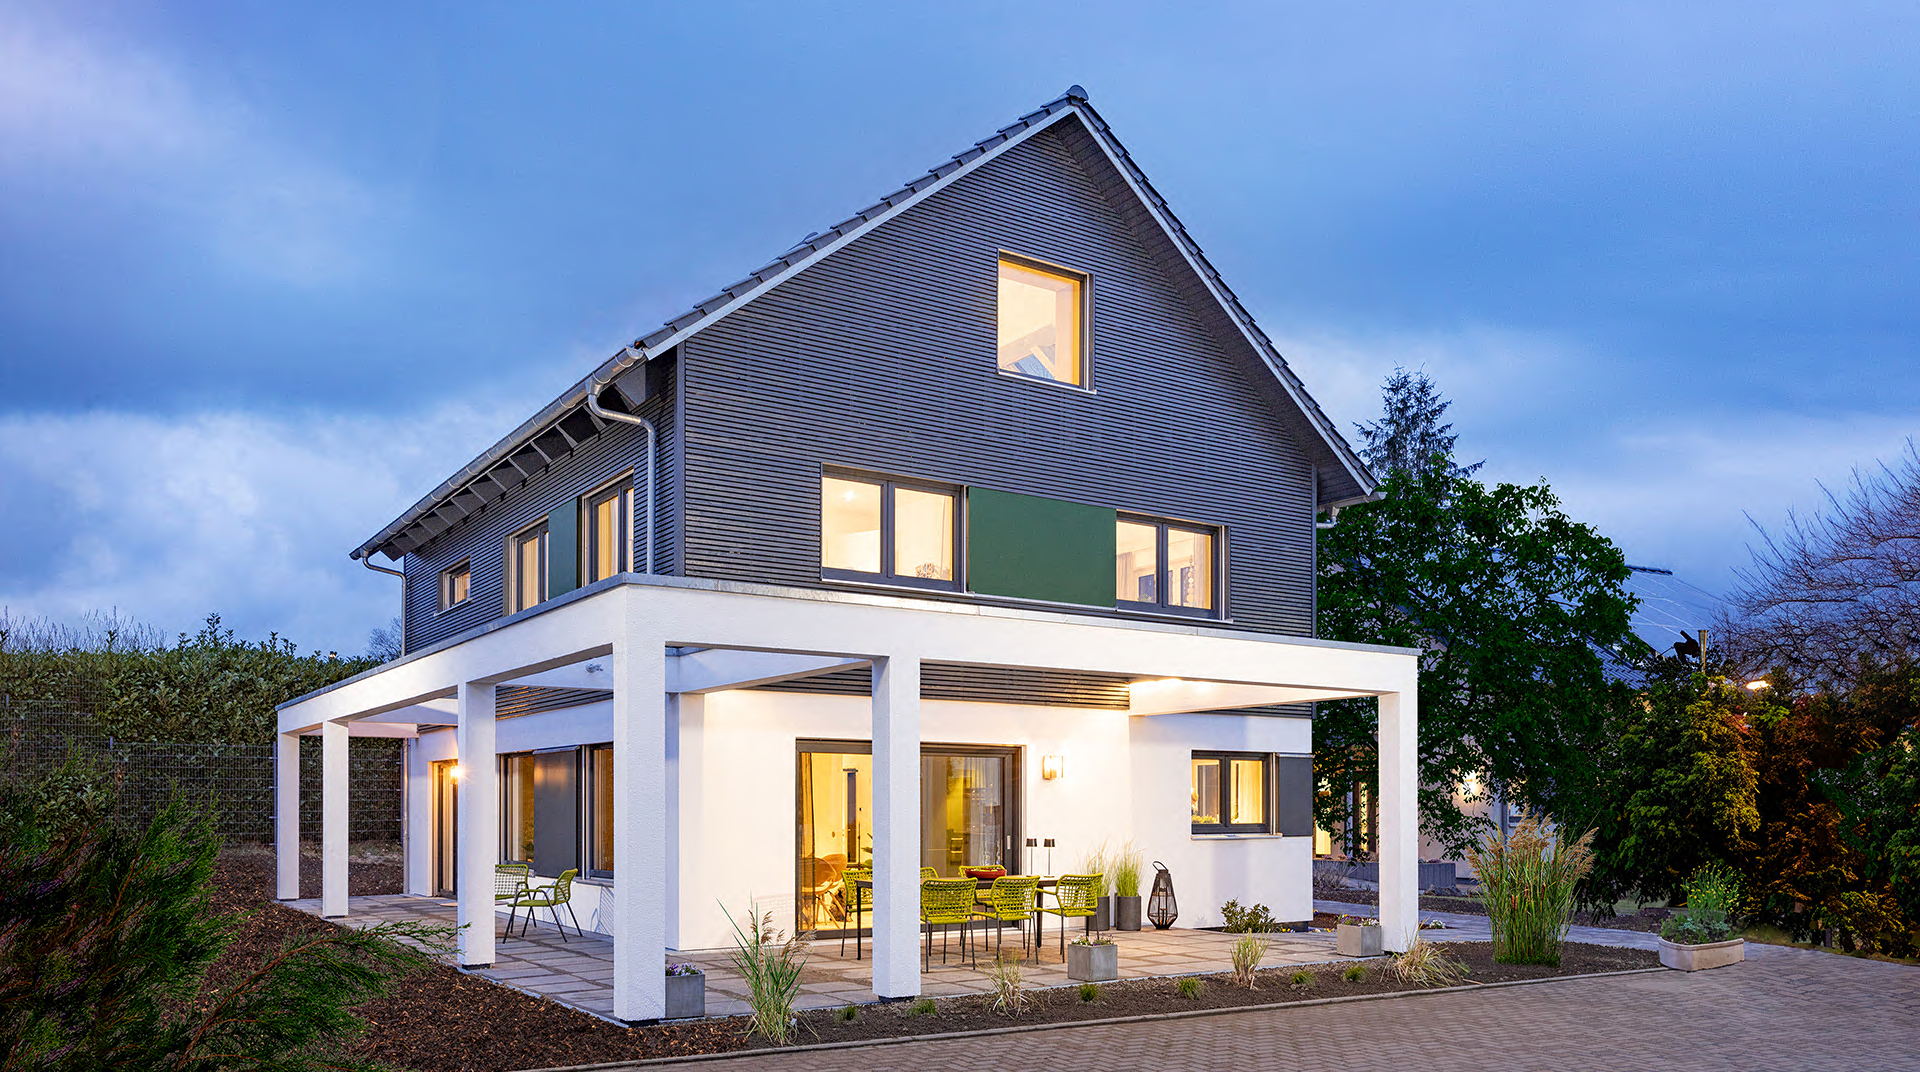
[[0, 403, 517, 655], [0, 6, 386, 286]]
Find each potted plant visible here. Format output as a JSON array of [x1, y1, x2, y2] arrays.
[[1656, 865, 1745, 972], [665, 962, 706, 1019], [1335, 914, 1383, 957], [1067, 934, 1118, 982], [1112, 844, 1144, 931], [1080, 842, 1112, 931]]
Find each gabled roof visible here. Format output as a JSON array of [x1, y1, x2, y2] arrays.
[[354, 86, 1376, 562]]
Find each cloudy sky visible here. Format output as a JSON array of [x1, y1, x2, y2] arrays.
[[2, 1, 1915, 655]]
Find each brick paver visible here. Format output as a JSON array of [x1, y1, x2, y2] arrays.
[[636, 943, 1919, 1072]]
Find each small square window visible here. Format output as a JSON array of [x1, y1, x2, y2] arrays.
[[1192, 752, 1271, 834], [997, 257, 1084, 386], [1117, 516, 1220, 616], [440, 561, 471, 611]]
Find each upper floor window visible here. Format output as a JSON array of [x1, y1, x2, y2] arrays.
[[439, 561, 470, 611], [820, 473, 959, 590], [997, 256, 1085, 386], [584, 479, 632, 584], [508, 520, 548, 613], [1116, 516, 1218, 615], [1192, 751, 1270, 834]]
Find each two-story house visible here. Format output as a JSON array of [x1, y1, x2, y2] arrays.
[[273, 87, 1422, 1022]]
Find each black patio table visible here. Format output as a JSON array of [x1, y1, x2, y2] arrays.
[[850, 875, 1058, 962]]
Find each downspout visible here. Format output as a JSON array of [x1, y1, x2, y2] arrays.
[[585, 346, 657, 575], [1314, 505, 1342, 531], [361, 555, 406, 656]]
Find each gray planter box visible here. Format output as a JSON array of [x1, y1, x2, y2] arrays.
[[1336, 923, 1383, 957], [665, 971, 706, 1019], [1067, 942, 1119, 982], [1658, 937, 1745, 972], [1113, 895, 1142, 931], [1092, 895, 1111, 932]]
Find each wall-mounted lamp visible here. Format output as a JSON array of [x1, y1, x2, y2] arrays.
[[450, 765, 464, 781], [1041, 755, 1065, 780]]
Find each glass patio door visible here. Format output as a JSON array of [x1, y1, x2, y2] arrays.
[[796, 741, 1018, 936]]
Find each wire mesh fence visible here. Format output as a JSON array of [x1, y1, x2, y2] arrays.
[[2, 705, 402, 844]]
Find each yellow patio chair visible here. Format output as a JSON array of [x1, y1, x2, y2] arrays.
[[495, 862, 530, 938], [1039, 872, 1103, 960], [971, 875, 1039, 961], [516, 868, 583, 941], [839, 866, 872, 958], [921, 877, 977, 969]]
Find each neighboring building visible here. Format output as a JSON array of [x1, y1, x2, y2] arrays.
[[274, 87, 1421, 1021]]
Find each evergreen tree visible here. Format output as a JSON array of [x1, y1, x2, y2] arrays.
[[1351, 367, 1483, 481]]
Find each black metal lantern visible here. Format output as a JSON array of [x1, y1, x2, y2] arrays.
[[1147, 860, 1178, 929]]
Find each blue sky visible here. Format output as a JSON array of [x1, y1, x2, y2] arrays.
[[2, 1, 1915, 655]]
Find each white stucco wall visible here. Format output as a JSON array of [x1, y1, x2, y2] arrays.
[[403, 691, 1316, 950]]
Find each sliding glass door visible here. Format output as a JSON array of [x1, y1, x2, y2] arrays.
[[796, 741, 1019, 936]]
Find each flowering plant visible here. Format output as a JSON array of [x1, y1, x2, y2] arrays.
[[665, 963, 702, 976]]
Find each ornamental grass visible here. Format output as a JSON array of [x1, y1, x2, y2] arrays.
[[1463, 815, 1595, 966], [723, 902, 811, 1044]]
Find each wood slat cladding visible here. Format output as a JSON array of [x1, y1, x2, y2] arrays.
[[680, 117, 1317, 636], [496, 685, 612, 720], [756, 663, 1133, 709], [401, 365, 679, 652]]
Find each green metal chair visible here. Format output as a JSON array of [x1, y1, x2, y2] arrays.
[[921, 866, 939, 879], [920, 877, 977, 969], [971, 875, 1039, 961], [515, 868, 583, 941], [1039, 872, 1103, 960], [495, 863, 531, 938], [839, 866, 872, 958]]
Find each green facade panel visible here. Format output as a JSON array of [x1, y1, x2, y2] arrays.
[[547, 498, 580, 598], [966, 488, 1114, 607]]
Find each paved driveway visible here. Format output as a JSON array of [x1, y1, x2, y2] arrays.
[[637, 943, 1919, 1072]]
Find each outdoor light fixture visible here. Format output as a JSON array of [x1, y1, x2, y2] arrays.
[[1025, 837, 1038, 874], [1041, 755, 1065, 780], [1746, 680, 1771, 691], [1148, 860, 1179, 929], [1044, 838, 1057, 875], [450, 765, 463, 780]]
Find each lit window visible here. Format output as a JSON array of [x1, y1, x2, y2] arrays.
[[504, 753, 536, 863], [1192, 752, 1270, 834], [997, 257, 1084, 385], [584, 481, 632, 584], [820, 473, 959, 589], [509, 521, 548, 613], [1116, 516, 1219, 615], [440, 561, 471, 611]]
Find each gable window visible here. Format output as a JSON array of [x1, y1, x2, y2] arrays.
[[439, 561, 470, 611], [508, 520, 548, 613], [1116, 516, 1218, 615], [996, 256, 1085, 386], [1192, 752, 1271, 834], [583, 480, 632, 584], [820, 473, 958, 589]]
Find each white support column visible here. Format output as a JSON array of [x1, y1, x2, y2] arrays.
[[320, 719, 349, 918], [275, 730, 301, 901], [1377, 679, 1420, 952], [456, 682, 498, 968], [404, 738, 433, 897], [870, 653, 921, 1000], [612, 629, 667, 1022], [664, 691, 704, 951]]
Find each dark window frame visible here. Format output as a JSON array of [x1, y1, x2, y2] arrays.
[[818, 470, 964, 592], [1190, 750, 1274, 835], [995, 250, 1095, 392], [582, 477, 633, 584], [1117, 514, 1223, 619], [507, 520, 549, 613], [500, 744, 614, 880], [439, 559, 471, 613], [584, 742, 614, 880]]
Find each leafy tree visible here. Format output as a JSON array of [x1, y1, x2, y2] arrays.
[[1317, 462, 1639, 855], [0, 760, 451, 1070], [1351, 366, 1483, 481], [1578, 665, 1762, 911]]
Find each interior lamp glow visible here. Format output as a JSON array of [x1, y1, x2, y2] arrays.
[[1041, 755, 1065, 780]]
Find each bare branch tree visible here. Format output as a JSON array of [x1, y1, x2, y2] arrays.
[[1721, 440, 1920, 686]]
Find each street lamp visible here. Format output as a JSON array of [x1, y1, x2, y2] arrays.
[[1745, 680, 1770, 691]]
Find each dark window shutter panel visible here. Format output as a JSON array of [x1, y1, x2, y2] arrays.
[[548, 499, 581, 597], [1275, 755, 1314, 837]]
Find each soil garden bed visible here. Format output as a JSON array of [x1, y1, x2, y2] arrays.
[[208, 849, 1658, 1071]]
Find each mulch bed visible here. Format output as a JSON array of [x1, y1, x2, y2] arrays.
[[778, 941, 1658, 1046], [204, 851, 1659, 1071]]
